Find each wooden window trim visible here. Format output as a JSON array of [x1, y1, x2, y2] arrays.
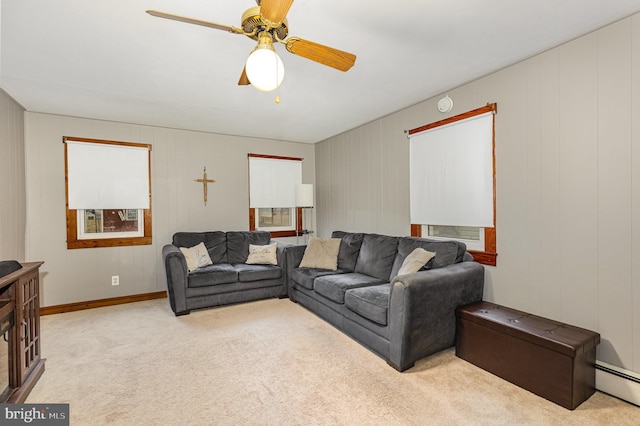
[[408, 103, 497, 266], [64, 136, 152, 249], [247, 153, 304, 238]]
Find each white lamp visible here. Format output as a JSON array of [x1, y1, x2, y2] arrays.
[[295, 184, 314, 244], [245, 32, 284, 92], [295, 184, 314, 208]]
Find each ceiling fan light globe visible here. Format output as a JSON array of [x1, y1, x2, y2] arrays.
[[245, 48, 285, 92]]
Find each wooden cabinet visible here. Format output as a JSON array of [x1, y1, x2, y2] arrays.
[[0, 261, 45, 403]]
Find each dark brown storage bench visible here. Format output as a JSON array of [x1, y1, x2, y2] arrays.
[[455, 301, 600, 410]]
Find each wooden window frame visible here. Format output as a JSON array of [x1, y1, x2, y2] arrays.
[[408, 104, 497, 266], [248, 153, 303, 238], [64, 136, 152, 249]]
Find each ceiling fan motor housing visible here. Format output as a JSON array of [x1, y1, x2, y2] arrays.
[[241, 6, 288, 41]]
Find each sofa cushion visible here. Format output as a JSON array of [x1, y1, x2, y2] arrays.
[[187, 263, 237, 288], [299, 237, 341, 270], [227, 231, 271, 264], [331, 231, 365, 272], [313, 273, 386, 304], [354, 234, 399, 281], [345, 284, 391, 326], [235, 264, 282, 283], [172, 232, 206, 248], [180, 242, 213, 272], [204, 231, 228, 264], [172, 232, 227, 263], [398, 248, 436, 275], [246, 243, 278, 265], [291, 268, 348, 290], [391, 237, 464, 277]]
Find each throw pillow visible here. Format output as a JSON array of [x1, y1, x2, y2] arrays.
[[180, 242, 213, 272], [398, 248, 436, 275], [246, 243, 278, 265], [299, 237, 341, 270]]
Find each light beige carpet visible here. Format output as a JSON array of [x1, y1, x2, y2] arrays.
[[27, 298, 640, 425]]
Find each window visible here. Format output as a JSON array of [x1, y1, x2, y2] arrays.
[[408, 104, 497, 266], [63, 136, 152, 249], [248, 154, 303, 238]]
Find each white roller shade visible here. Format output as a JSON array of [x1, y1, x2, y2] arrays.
[[66, 141, 150, 209], [410, 112, 494, 227], [249, 156, 302, 208]]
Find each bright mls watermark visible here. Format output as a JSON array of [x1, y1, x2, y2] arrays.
[[0, 404, 69, 425]]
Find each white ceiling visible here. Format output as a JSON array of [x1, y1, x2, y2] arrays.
[[3, 1, 640, 144]]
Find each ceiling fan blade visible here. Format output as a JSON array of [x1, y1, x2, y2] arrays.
[[146, 10, 243, 34], [238, 66, 251, 86], [285, 38, 356, 72], [260, 0, 294, 25]]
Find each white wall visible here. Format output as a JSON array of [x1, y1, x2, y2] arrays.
[[0, 89, 26, 261], [24, 113, 315, 307], [315, 14, 640, 374]]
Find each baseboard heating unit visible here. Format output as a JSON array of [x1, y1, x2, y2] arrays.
[[596, 361, 640, 406]]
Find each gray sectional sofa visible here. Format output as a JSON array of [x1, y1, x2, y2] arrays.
[[162, 231, 289, 316], [285, 231, 485, 371]]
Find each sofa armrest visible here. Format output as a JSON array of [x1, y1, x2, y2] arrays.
[[162, 244, 189, 315], [388, 261, 484, 371], [284, 244, 307, 299], [285, 244, 306, 266], [276, 241, 293, 267]]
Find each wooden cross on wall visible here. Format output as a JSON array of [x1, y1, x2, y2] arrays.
[[194, 167, 216, 206]]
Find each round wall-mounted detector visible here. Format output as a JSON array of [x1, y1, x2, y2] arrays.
[[437, 95, 453, 113]]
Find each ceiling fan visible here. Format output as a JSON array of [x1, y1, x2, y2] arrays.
[[146, 0, 357, 92]]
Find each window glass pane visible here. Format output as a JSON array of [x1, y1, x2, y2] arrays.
[[258, 208, 291, 228], [83, 210, 102, 233], [428, 225, 480, 241], [78, 209, 143, 239]]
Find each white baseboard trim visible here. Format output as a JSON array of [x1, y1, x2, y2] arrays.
[[596, 360, 640, 406]]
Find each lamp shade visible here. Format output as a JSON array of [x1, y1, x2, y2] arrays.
[[245, 48, 284, 92], [295, 184, 314, 207]]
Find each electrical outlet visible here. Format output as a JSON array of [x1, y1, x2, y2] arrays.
[[111, 275, 119, 286]]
